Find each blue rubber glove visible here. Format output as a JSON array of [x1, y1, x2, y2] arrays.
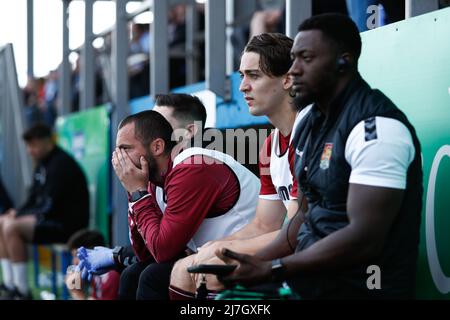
[[76, 246, 115, 281]]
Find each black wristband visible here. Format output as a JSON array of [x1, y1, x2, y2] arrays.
[[112, 246, 123, 266], [130, 190, 148, 202]]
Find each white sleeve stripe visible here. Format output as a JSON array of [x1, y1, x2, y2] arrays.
[[259, 194, 280, 201], [349, 174, 406, 189]]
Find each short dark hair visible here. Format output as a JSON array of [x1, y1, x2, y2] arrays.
[[155, 94, 207, 129], [22, 123, 53, 142], [298, 13, 362, 61], [67, 229, 106, 251], [244, 33, 293, 77], [119, 110, 176, 153]]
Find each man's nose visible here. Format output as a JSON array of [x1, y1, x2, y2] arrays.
[[288, 59, 302, 77], [239, 78, 250, 92]]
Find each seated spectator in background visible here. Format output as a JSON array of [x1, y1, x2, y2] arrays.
[[0, 124, 89, 299], [65, 229, 119, 300], [70, 57, 81, 112], [230, 0, 285, 67], [168, 4, 188, 89], [23, 77, 43, 127], [41, 70, 58, 128], [128, 23, 151, 99], [232, 0, 347, 70], [69, 54, 105, 111], [249, 0, 285, 38], [130, 23, 150, 55], [128, 5, 188, 95]]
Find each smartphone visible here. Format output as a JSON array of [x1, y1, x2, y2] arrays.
[[187, 264, 237, 276]]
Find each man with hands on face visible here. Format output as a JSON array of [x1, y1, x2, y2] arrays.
[[111, 95, 260, 300], [76, 94, 209, 283], [212, 13, 423, 299]]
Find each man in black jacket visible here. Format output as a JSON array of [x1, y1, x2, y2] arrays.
[[0, 124, 89, 299]]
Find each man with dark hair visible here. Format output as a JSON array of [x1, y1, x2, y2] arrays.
[[110, 105, 259, 300], [169, 32, 312, 299], [65, 229, 119, 300], [213, 13, 422, 299], [76, 95, 216, 299], [67, 229, 106, 251], [153, 94, 207, 132], [0, 123, 89, 299]]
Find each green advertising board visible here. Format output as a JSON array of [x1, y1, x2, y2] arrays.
[[55, 106, 110, 243], [359, 7, 450, 298]]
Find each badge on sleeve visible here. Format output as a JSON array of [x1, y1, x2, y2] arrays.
[[320, 143, 333, 170]]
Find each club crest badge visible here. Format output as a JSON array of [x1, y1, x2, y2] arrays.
[[320, 143, 333, 170]]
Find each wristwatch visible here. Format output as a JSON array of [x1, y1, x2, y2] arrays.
[[112, 246, 123, 266], [271, 258, 286, 282], [130, 190, 148, 202]]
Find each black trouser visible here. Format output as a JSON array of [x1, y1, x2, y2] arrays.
[[119, 260, 153, 300], [136, 261, 175, 300]]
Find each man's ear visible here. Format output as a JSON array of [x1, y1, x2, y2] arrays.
[[338, 52, 354, 72], [150, 138, 166, 156], [283, 73, 293, 91]]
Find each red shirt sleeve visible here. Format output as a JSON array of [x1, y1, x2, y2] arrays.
[[259, 133, 277, 196], [131, 156, 239, 263], [128, 209, 153, 262]]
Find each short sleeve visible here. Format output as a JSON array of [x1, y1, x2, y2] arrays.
[[345, 117, 415, 189]]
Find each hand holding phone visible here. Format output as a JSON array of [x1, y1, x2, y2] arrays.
[[187, 264, 237, 276]]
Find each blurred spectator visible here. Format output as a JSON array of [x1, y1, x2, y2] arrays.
[[128, 23, 151, 99], [0, 124, 89, 300], [232, 0, 347, 69], [168, 4, 187, 89], [128, 4, 189, 97], [23, 77, 43, 127], [71, 56, 81, 112], [249, 0, 285, 38], [130, 23, 150, 55], [69, 53, 105, 112], [41, 70, 58, 128], [65, 229, 119, 300], [168, 4, 187, 47]]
